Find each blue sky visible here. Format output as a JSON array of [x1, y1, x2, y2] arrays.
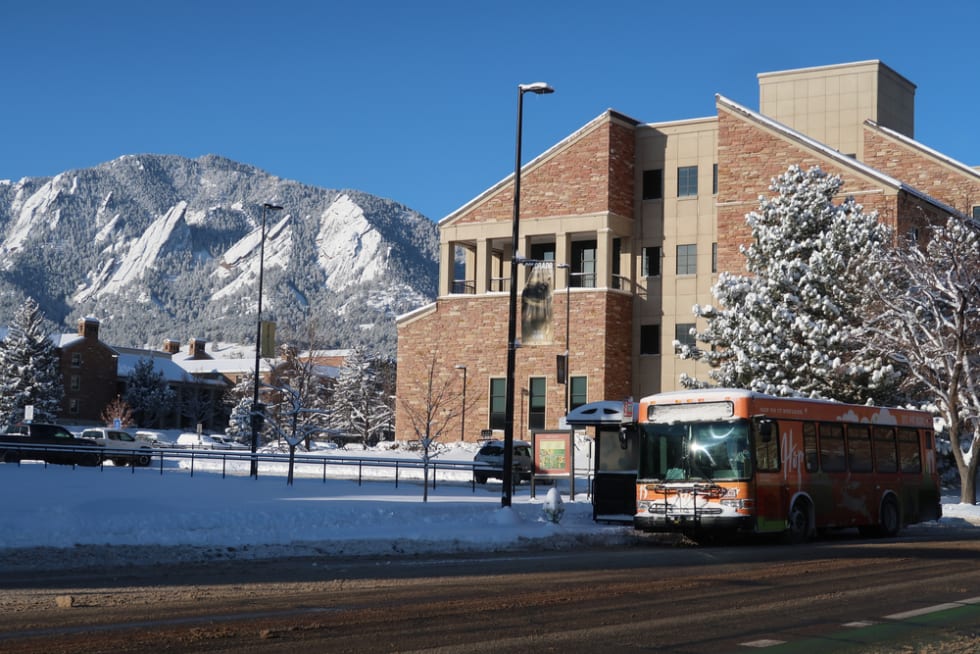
[[2, 0, 978, 221]]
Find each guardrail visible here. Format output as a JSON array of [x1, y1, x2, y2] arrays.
[[1, 442, 504, 490], [166, 448, 501, 491]]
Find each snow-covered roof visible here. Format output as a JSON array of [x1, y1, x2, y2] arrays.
[[865, 119, 980, 180], [116, 352, 197, 383], [715, 95, 963, 218], [51, 333, 85, 348]]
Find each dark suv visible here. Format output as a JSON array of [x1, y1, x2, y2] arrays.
[[0, 423, 102, 466]]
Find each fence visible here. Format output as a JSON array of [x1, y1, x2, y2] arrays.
[[1, 443, 504, 490]]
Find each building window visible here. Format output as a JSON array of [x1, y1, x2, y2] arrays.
[[528, 377, 546, 430], [642, 246, 661, 277], [69, 399, 80, 415], [530, 242, 555, 262], [570, 376, 587, 411], [677, 165, 698, 197], [711, 242, 718, 273], [489, 378, 506, 431], [674, 323, 696, 349], [640, 324, 661, 355], [70, 352, 82, 368], [676, 244, 697, 275], [712, 163, 718, 195], [973, 206, 980, 220], [642, 169, 663, 200], [571, 240, 597, 287], [70, 375, 81, 392]]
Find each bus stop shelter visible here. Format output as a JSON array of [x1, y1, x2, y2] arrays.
[[566, 400, 638, 523]]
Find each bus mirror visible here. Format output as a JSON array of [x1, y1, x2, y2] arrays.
[[758, 420, 773, 443]]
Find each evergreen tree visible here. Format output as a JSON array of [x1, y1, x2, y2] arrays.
[[677, 165, 901, 405], [329, 348, 393, 446], [225, 396, 253, 441], [0, 298, 64, 425], [124, 358, 176, 427]]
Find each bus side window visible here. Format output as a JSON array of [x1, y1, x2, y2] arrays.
[[873, 426, 897, 472], [846, 425, 873, 472], [803, 422, 818, 472], [897, 428, 922, 473], [818, 423, 846, 472], [754, 419, 779, 471]]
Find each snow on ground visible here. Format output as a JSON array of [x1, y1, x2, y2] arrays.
[[0, 438, 977, 572]]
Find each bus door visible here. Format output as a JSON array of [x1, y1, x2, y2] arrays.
[[752, 418, 787, 534]]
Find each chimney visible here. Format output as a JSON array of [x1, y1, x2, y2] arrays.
[[189, 338, 208, 359], [162, 339, 180, 355], [78, 317, 100, 340]]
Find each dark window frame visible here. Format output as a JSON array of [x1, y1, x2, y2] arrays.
[[642, 169, 663, 200], [528, 376, 546, 430], [676, 244, 697, 275], [489, 377, 506, 431], [677, 165, 698, 197], [640, 324, 661, 355]]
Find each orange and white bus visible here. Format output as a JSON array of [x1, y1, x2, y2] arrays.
[[633, 388, 942, 541]]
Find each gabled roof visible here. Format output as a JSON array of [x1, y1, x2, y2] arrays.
[[438, 109, 641, 226], [865, 119, 980, 181], [716, 94, 963, 219]]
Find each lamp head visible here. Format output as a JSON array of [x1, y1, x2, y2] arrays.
[[263, 203, 284, 211], [519, 82, 554, 95]]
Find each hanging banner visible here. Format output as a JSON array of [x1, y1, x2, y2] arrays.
[[521, 262, 554, 346], [260, 320, 277, 357]]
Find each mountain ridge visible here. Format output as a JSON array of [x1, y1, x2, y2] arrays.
[[0, 154, 440, 357]]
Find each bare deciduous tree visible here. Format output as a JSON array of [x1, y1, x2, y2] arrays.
[[860, 218, 980, 504], [400, 354, 481, 501]]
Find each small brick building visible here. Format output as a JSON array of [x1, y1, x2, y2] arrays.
[[396, 60, 980, 443]]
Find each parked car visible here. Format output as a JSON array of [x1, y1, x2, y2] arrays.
[[79, 428, 154, 466], [473, 439, 534, 484], [210, 434, 249, 450], [176, 433, 248, 450], [0, 422, 101, 466], [135, 430, 176, 448]]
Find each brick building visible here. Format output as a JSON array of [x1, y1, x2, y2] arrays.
[[396, 60, 980, 443], [55, 317, 119, 422]]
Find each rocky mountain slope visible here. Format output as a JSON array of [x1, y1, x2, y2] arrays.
[[0, 154, 439, 357]]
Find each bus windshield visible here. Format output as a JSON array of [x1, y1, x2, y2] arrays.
[[638, 419, 752, 481]]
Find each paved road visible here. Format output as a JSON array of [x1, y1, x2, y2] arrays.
[[1, 529, 978, 653]]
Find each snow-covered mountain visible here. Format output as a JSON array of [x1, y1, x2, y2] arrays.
[[0, 154, 439, 356]]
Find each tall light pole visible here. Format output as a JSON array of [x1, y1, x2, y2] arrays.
[[557, 263, 571, 419], [502, 81, 554, 507], [454, 364, 467, 441], [251, 202, 283, 478]]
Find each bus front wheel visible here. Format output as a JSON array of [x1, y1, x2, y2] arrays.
[[879, 497, 901, 537], [786, 500, 811, 544]]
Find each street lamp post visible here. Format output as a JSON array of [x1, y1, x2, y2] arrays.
[[502, 81, 553, 507], [557, 263, 571, 418], [250, 202, 284, 478], [454, 364, 467, 441]]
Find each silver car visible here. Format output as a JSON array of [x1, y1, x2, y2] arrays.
[[473, 440, 533, 484]]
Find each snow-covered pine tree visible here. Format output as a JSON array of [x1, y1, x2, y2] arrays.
[[0, 298, 64, 425], [676, 165, 901, 405], [859, 217, 980, 504], [225, 396, 253, 441], [124, 358, 176, 428], [329, 348, 393, 446]]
